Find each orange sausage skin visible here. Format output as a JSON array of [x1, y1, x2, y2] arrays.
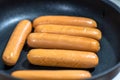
[[2, 20, 32, 66], [34, 24, 102, 40], [33, 16, 97, 28], [27, 49, 99, 68], [27, 33, 100, 52], [11, 70, 92, 80]]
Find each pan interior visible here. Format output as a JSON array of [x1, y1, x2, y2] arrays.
[[0, 0, 120, 78]]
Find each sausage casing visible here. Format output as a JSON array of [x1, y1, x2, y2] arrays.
[[34, 24, 101, 40], [33, 16, 97, 28], [11, 70, 92, 80], [27, 49, 99, 68], [27, 33, 100, 52], [2, 20, 32, 66]]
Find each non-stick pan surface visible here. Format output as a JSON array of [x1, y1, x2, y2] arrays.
[[0, 0, 120, 80]]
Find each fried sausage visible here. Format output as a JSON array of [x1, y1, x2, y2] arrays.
[[11, 70, 91, 80], [27, 33, 100, 52], [34, 24, 102, 40], [33, 16, 97, 28], [27, 49, 99, 68], [2, 20, 32, 66]]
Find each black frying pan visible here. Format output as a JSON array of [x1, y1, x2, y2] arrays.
[[0, 0, 120, 80]]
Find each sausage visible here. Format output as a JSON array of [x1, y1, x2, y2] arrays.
[[34, 24, 102, 40], [11, 70, 92, 79], [2, 20, 32, 66], [27, 33, 100, 52], [27, 49, 99, 68], [33, 16, 97, 28]]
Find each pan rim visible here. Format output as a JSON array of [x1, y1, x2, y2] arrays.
[[89, 0, 120, 79]]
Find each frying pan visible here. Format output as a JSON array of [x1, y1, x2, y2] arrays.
[[0, 0, 120, 80]]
